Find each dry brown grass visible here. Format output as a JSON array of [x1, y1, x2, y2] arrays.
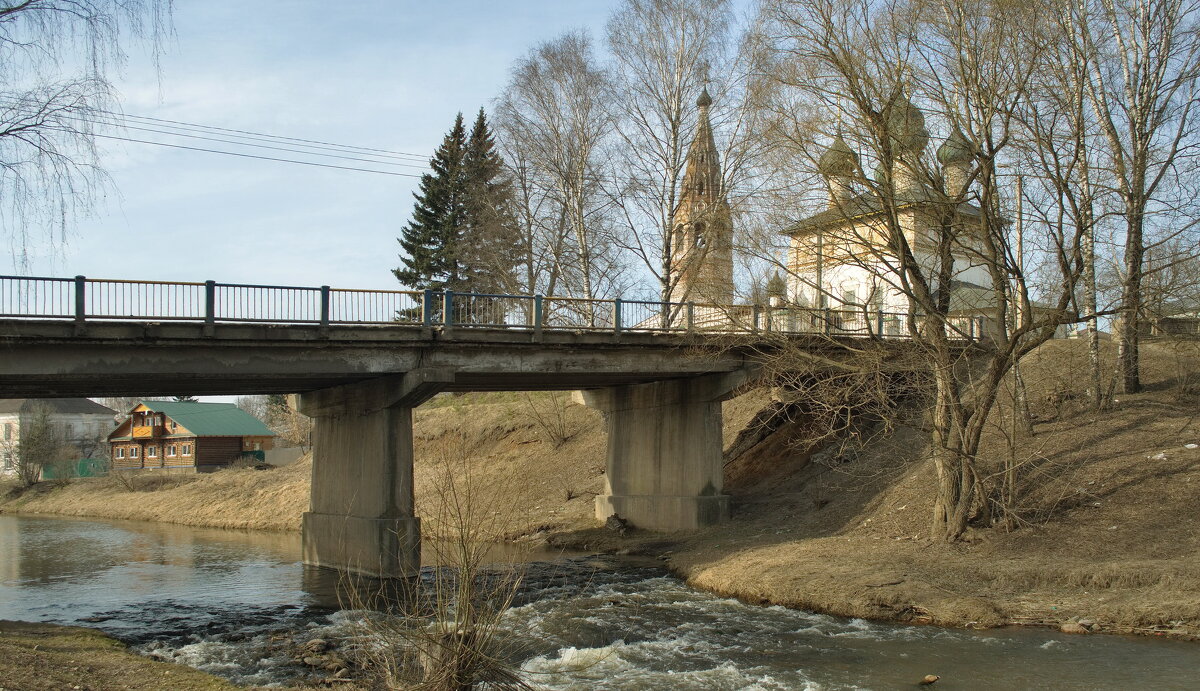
[[0, 458, 312, 531]]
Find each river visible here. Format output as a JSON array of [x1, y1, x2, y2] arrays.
[[1, 514, 1198, 689]]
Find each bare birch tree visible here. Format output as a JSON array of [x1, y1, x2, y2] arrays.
[[494, 31, 625, 320], [1072, 0, 1200, 394], [604, 0, 735, 303], [1, 0, 172, 265]]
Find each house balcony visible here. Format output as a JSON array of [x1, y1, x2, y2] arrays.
[[132, 425, 164, 439]]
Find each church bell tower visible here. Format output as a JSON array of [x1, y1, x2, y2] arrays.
[[669, 87, 734, 305]]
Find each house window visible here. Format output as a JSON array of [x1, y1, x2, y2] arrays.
[[130, 446, 139, 459], [167, 445, 176, 457], [116, 448, 125, 459], [182, 444, 191, 456], [147, 446, 157, 458], [3, 423, 11, 441], [170, 421, 177, 431]]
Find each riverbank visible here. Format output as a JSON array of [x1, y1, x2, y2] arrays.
[[3, 340, 1199, 642], [0, 620, 240, 690], [552, 339, 1200, 640]]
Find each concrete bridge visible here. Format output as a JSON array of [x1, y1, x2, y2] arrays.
[[0, 275, 977, 577]]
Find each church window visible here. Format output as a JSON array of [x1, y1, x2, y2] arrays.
[[694, 223, 706, 247], [697, 180, 705, 195]]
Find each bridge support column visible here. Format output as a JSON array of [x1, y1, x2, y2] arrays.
[[576, 370, 754, 531], [298, 369, 453, 577]]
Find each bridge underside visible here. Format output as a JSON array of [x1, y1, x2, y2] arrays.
[[1, 319, 765, 577]]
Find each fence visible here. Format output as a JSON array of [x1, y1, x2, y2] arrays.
[[0, 274, 986, 341]]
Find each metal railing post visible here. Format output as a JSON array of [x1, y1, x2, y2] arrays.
[[443, 290, 454, 328], [613, 298, 623, 335], [876, 307, 884, 337], [533, 294, 543, 338], [764, 304, 773, 333], [204, 280, 216, 325], [687, 302, 695, 332], [319, 285, 330, 327], [73, 275, 86, 322], [752, 304, 762, 333], [422, 289, 434, 326], [823, 307, 832, 336]]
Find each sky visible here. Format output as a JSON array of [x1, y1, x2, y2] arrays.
[[5, 1, 624, 290]]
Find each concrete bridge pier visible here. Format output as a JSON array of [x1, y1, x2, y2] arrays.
[[576, 370, 755, 531], [297, 369, 453, 578]]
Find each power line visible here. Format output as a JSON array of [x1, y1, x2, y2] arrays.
[[66, 116, 433, 170], [86, 132, 424, 178], [12, 100, 814, 200], [80, 105, 432, 162], [52, 103, 791, 196]]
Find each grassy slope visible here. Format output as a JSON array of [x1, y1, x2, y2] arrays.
[[3, 341, 1199, 637]]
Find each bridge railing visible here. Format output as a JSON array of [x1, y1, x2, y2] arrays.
[[0, 274, 987, 341]]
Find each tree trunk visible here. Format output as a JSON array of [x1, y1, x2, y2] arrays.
[[929, 373, 971, 542], [1118, 213, 1144, 394], [931, 444, 970, 541], [1083, 206, 1102, 408]]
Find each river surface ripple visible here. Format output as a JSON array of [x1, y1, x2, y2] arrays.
[[1, 514, 1198, 689]]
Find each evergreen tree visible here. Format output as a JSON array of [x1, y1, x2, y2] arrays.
[[172, 395, 198, 403], [462, 108, 522, 294], [394, 113, 469, 292], [394, 110, 521, 302]]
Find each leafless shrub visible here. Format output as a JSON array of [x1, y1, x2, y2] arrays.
[[344, 434, 535, 690], [521, 392, 578, 449]]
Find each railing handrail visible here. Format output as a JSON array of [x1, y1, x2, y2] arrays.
[[0, 274, 988, 342]]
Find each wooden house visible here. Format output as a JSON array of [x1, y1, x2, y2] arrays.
[[108, 401, 275, 472]]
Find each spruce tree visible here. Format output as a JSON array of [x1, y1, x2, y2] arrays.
[[394, 114, 469, 292], [395, 110, 520, 303], [462, 108, 521, 294]]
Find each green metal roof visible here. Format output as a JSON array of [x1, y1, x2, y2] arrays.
[[141, 401, 274, 437]]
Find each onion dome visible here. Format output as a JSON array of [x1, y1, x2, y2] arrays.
[[817, 136, 858, 177], [937, 127, 973, 165], [886, 93, 929, 153], [697, 87, 712, 108]]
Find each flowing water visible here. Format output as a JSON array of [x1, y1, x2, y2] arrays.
[[2, 513, 1199, 689]]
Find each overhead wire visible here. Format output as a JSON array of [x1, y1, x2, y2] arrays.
[[11, 100, 819, 208], [84, 132, 425, 178]]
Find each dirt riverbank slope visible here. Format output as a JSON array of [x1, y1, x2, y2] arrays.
[[3, 339, 1199, 639], [0, 620, 240, 691]]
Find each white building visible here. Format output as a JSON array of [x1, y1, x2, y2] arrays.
[[782, 96, 998, 339], [0, 399, 117, 477]]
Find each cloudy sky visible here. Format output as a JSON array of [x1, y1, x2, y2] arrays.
[[6, 1, 623, 289]]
